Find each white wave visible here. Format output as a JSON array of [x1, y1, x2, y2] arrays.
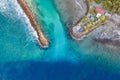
[[14, 0, 39, 41], [0, 0, 39, 42], [0, 0, 8, 13]]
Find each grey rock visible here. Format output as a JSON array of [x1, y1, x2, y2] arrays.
[[54, 0, 88, 27], [90, 14, 120, 46]]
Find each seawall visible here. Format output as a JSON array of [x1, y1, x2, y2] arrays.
[[17, 0, 49, 48]]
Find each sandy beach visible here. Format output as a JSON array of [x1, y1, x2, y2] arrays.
[[17, 0, 49, 48]]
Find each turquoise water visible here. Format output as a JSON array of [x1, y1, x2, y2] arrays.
[[36, 0, 68, 60], [0, 0, 120, 80], [0, 0, 46, 62]]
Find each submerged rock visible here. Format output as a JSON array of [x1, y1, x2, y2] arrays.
[[54, 0, 88, 27]]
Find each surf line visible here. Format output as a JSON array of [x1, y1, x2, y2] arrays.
[[17, 0, 49, 48]]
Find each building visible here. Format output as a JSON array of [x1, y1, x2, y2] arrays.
[[73, 25, 85, 33], [95, 7, 105, 18], [105, 12, 111, 17]]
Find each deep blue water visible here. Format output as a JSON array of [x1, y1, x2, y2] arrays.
[[0, 61, 120, 80], [0, 0, 120, 80]]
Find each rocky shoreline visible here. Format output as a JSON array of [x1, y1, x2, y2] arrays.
[[17, 0, 49, 48], [54, 0, 88, 27], [70, 0, 90, 40], [90, 14, 120, 47]]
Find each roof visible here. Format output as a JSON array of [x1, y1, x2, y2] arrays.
[[77, 27, 85, 32], [95, 7, 105, 14]]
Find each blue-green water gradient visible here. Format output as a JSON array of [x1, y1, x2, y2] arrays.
[[0, 0, 120, 80]]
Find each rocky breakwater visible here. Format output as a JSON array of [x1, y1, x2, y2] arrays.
[[17, 0, 49, 48]]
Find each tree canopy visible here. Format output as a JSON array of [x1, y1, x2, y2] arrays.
[[102, 0, 120, 15], [95, 0, 103, 4]]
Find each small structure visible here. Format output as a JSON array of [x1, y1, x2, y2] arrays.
[[95, 7, 105, 18], [87, 14, 95, 20], [77, 27, 85, 33], [73, 25, 85, 33], [105, 12, 111, 17]]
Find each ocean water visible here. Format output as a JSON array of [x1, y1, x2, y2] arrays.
[[0, 0, 120, 80]]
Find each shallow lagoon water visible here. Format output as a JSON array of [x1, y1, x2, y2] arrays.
[[0, 0, 120, 80]]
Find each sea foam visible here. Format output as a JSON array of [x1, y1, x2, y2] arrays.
[[0, 0, 38, 42]]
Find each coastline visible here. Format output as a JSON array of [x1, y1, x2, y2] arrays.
[[70, 0, 110, 40], [70, 0, 90, 40], [17, 0, 49, 48]]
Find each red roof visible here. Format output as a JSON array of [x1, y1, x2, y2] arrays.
[[95, 7, 105, 14]]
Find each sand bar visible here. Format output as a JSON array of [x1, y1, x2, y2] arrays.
[[17, 0, 49, 48]]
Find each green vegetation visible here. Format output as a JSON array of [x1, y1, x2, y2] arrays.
[[89, 8, 97, 15], [95, 0, 103, 4], [100, 15, 105, 21], [78, 0, 112, 34], [89, 0, 94, 4], [102, 0, 120, 15]]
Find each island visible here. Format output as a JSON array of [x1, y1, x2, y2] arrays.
[[17, 0, 49, 48]]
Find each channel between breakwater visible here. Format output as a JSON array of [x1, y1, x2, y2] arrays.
[[17, 0, 49, 48]]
